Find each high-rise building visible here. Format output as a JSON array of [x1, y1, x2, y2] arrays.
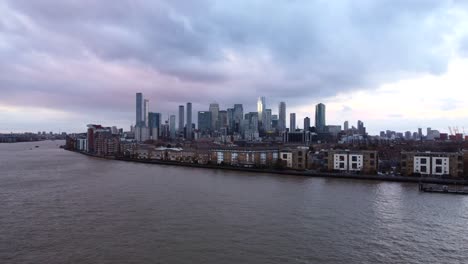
[[209, 103, 220, 131], [219, 110, 228, 129], [304, 117, 310, 131], [233, 104, 244, 132], [186, 102, 192, 140], [418, 128, 422, 139], [168, 115, 176, 139], [257, 96, 266, 128], [227, 108, 235, 132], [144, 99, 149, 127], [271, 115, 279, 130], [315, 103, 326, 132], [198, 111, 212, 134], [178, 105, 185, 134], [290, 113, 296, 131], [278, 102, 286, 132], [357, 120, 366, 135], [136, 93, 144, 127], [148, 112, 161, 138], [344, 121, 349, 131], [264, 109, 272, 131]]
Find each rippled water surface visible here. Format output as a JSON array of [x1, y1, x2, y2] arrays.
[[1, 140, 467, 264]]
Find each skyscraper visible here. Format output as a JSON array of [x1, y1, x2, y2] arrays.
[[315, 103, 326, 132], [144, 99, 149, 127], [136, 93, 144, 127], [264, 109, 272, 131], [357, 120, 366, 135], [178, 105, 185, 134], [233, 104, 244, 132], [186, 102, 192, 140], [169, 115, 176, 139], [290, 113, 296, 131], [344, 121, 349, 131], [279, 102, 286, 132], [148, 112, 161, 138], [209, 103, 220, 131], [304, 117, 310, 131], [198, 111, 212, 134], [257, 96, 266, 128], [219, 110, 228, 128], [227, 108, 235, 132]]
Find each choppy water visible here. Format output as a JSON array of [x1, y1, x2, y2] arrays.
[[1, 140, 467, 264]]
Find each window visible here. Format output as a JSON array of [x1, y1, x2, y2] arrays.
[[435, 167, 442, 173], [340, 156, 345, 161], [298, 151, 303, 156], [370, 153, 375, 159], [283, 154, 288, 159], [352, 156, 357, 162], [370, 161, 375, 166], [352, 163, 357, 169], [436, 159, 442, 165], [298, 158, 303, 163], [402, 154, 407, 159], [420, 165, 427, 172], [420, 158, 427, 164], [340, 163, 345, 169]]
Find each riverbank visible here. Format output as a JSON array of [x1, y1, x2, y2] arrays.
[[69, 149, 468, 185]]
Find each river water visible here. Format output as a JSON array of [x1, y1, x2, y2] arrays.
[[1, 140, 467, 264]]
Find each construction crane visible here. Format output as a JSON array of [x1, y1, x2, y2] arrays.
[[448, 126, 453, 136]]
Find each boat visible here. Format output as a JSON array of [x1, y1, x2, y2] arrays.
[[419, 183, 468, 195]]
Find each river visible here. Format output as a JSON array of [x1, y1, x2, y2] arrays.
[[1, 140, 467, 264]]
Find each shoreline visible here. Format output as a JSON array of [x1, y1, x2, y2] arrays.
[[68, 149, 468, 186]]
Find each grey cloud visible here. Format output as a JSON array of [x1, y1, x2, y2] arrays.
[[1, 0, 468, 130]]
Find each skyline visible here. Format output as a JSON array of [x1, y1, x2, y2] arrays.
[[2, 1, 468, 133]]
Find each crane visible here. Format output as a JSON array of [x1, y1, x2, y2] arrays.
[[448, 126, 453, 136]]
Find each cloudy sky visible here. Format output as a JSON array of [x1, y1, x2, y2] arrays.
[[1, 0, 468, 134]]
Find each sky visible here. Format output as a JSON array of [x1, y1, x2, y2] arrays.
[[1, 0, 468, 134]]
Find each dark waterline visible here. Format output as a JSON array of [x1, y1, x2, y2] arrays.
[[1, 141, 467, 264]]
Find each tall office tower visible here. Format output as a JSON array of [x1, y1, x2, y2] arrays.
[[257, 96, 266, 127], [186, 102, 192, 140], [227, 108, 235, 132], [357, 120, 365, 135], [178, 105, 185, 134], [219, 110, 228, 128], [233, 104, 244, 132], [209, 103, 220, 131], [271, 114, 279, 130], [344, 121, 349, 131], [290, 113, 296, 131], [418, 128, 422, 139], [315, 103, 326, 132], [427, 127, 431, 137], [136, 93, 144, 127], [304, 117, 311, 131], [144, 99, 149, 127], [278, 102, 286, 132], [198, 111, 212, 134], [169, 115, 176, 139], [264, 109, 272, 131], [148, 112, 161, 138]]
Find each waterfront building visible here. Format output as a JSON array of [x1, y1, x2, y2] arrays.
[[315, 103, 326, 132], [186, 102, 193, 140], [290, 113, 296, 131], [400, 151, 463, 178], [210, 147, 279, 167], [327, 150, 378, 174], [278, 102, 286, 132]]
